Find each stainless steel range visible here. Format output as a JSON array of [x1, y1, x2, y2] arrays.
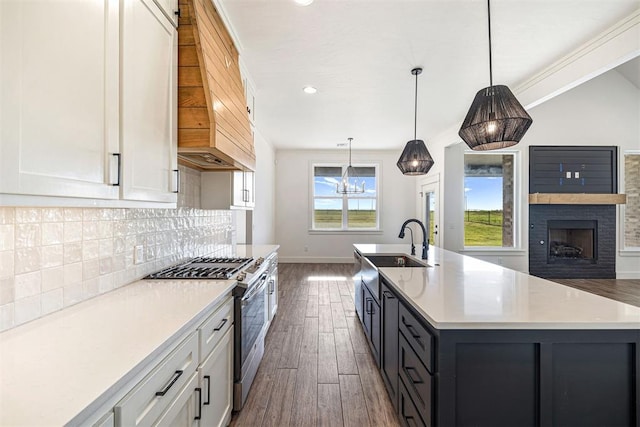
[[145, 254, 276, 412]]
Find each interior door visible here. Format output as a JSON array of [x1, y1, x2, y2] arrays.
[[420, 182, 440, 247]]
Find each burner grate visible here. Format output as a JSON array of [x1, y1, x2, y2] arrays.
[[145, 257, 253, 280]]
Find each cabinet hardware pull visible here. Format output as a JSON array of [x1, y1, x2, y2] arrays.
[[173, 169, 180, 193], [404, 415, 419, 427], [155, 370, 183, 396], [194, 387, 202, 420], [204, 375, 211, 405], [174, 8, 181, 17], [405, 366, 424, 384], [402, 318, 421, 340], [383, 291, 394, 298], [269, 280, 275, 294], [213, 318, 228, 332], [111, 153, 121, 186]]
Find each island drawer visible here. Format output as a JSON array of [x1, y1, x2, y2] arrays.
[[199, 296, 234, 361], [399, 333, 432, 425], [398, 375, 427, 427], [399, 303, 434, 373]]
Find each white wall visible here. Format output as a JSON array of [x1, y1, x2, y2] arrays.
[[436, 68, 640, 276], [252, 130, 276, 244], [275, 149, 417, 262]]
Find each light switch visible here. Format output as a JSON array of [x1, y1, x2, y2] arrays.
[[575, 172, 580, 178], [566, 172, 571, 179]]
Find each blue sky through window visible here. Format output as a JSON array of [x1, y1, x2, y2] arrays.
[[314, 175, 377, 211], [464, 177, 503, 210]]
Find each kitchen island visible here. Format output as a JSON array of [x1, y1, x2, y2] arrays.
[[0, 244, 278, 427], [354, 244, 640, 427]]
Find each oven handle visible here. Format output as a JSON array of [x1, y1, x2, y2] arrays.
[[241, 274, 268, 303]]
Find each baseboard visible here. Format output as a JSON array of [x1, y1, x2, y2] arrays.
[[616, 271, 640, 279], [279, 256, 353, 263]]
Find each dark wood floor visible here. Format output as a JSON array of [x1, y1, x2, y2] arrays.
[[549, 278, 640, 307], [231, 263, 399, 427]]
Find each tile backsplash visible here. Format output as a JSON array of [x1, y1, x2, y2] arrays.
[[0, 206, 234, 331]]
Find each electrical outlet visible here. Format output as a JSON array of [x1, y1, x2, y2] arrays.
[[134, 245, 144, 264]]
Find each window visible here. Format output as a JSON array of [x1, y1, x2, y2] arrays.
[[312, 164, 379, 230], [464, 152, 516, 247]]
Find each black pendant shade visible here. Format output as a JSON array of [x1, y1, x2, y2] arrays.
[[397, 67, 434, 175], [459, 0, 532, 150], [397, 139, 434, 175], [459, 85, 532, 150]]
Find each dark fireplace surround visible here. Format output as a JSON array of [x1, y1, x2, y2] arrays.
[[528, 146, 618, 279]]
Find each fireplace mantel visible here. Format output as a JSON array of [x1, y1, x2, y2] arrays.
[[529, 193, 626, 205]]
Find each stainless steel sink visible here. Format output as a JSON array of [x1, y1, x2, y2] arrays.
[[364, 254, 428, 268]]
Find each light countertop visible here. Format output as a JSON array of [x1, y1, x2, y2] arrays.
[[354, 244, 640, 330], [0, 244, 279, 426]]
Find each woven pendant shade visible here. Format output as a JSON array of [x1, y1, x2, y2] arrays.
[[397, 139, 434, 175], [459, 85, 532, 150]]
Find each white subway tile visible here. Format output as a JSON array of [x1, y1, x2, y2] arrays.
[[0, 225, 14, 251], [98, 221, 113, 239], [14, 248, 41, 274], [63, 208, 83, 222], [113, 237, 125, 254], [63, 283, 84, 306], [41, 244, 63, 268], [42, 208, 63, 222], [99, 239, 113, 258], [83, 259, 100, 281], [14, 294, 41, 325], [15, 224, 41, 248], [82, 208, 100, 222], [0, 208, 15, 225], [41, 288, 63, 315], [63, 222, 82, 243], [15, 208, 41, 224], [0, 303, 15, 331], [0, 277, 15, 305], [63, 242, 83, 264], [84, 278, 99, 299], [82, 221, 98, 241], [99, 258, 113, 276], [98, 274, 114, 294], [63, 262, 83, 287], [41, 267, 64, 292], [42, 222, 64, 245], [14, 271, 41, 300], [82, 240, 99, 261], [0, 251, 14, 277]]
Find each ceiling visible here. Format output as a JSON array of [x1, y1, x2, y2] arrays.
[[218, 0, 640, 150]]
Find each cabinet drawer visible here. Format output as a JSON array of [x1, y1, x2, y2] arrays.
[[115, 332, 198, 426], [398, 376, 427, 427], [199, 296, 234, 361], [154, 372, 199, 427], [399, 303, 434, 373], [399, 333, 432, 425]]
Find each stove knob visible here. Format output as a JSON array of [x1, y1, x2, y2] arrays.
[[256, 257, 264, 266], [236, 272, 246, 282]]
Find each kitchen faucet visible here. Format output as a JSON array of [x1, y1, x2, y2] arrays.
[[398, 219, 428, 259]]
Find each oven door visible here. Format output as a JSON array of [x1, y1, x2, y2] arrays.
[[240, 274, 267, 370]]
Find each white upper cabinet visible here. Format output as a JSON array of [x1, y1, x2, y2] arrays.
[[152, 0, 180, 26], [0, 0, 120, 200], [0, 0, 177, 205], [120, 0, 177, 203]]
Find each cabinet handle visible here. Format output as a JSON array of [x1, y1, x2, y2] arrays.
[[110, 153, 121, 186], [402, 318, 421, 340], [155, 370, 183, 396], [174, 8, 181, 17], [383, 290, 395, 299], [203, 375, 211, 405], [404, 415, 419, 427], [194, 387, 202, 420], [405, 366, 424, 384], [213, 318, 228, 332], [172, 169, 180, 193], [269, 280, 275, 294]]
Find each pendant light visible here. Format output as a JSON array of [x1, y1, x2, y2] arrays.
[[397, 67, 434, 175], [336, 138, 365, 194], [459, 0, 532, 150]]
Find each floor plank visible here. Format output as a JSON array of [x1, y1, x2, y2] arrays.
[[334, 327, 359, 375], [301, 316, 319, 354], [318, 303, 334, 333], [279, 324, 304, 369], [318, 383, 344, 427], [290, 352, 318, 427], [261, 369, 297, 427], [329, 281, 342, 303], [355, 352, 401, 426], [318, 332, 339, 384], [550, 278, 640, 307], [331, 301, 348, 329], [346, 315, 370, 354], [339, 375, 371, 427], [306, 294, 319, 317], [231, 372, 275, 426]]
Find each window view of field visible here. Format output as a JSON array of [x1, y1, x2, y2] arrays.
[[464, 210, 503, 246], [313, 209, 376, 228]]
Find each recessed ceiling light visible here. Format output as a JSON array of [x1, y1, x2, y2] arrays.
[[303, 86, 317, 94], [294, 0, 313, 5]]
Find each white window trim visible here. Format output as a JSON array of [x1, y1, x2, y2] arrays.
[[309, 162, 381, 232], [462, 149, 521, 250]]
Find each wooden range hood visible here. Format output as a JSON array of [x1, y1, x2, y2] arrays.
[[177, 0, 255, 171]]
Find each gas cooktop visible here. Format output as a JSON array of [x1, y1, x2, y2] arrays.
[[145, 257, 253, 280]]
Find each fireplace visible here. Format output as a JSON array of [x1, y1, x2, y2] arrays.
[[547, 220, 597, 262], [529, 205, 615, 279]]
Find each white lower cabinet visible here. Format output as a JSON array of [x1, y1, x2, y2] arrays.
[[154, 373, 200, 427], [198, 327, 233, 427]]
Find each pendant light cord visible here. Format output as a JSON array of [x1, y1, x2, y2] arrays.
[[348, 137, 353, 166], [414, 71, 418, 141], [487, 0, 493, 87]]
